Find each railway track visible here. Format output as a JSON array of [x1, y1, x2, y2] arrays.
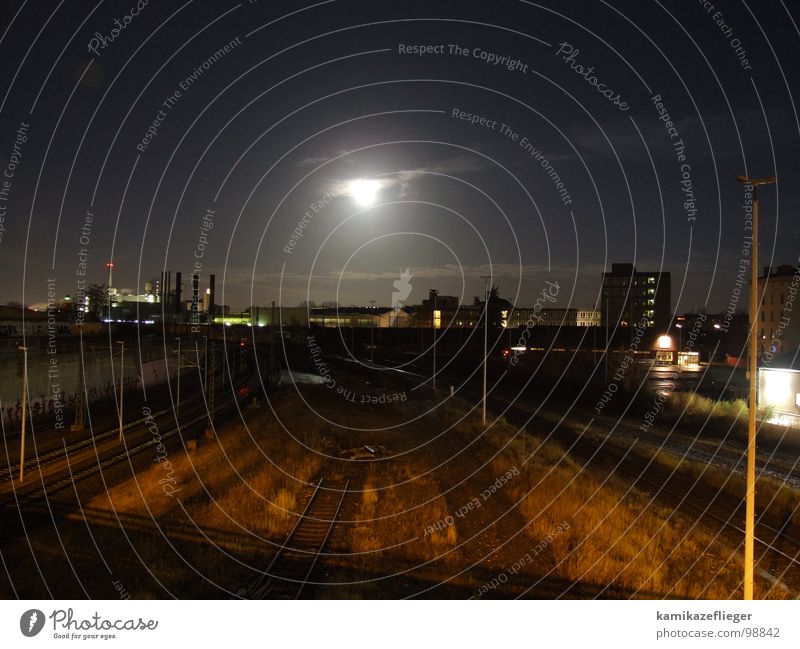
[[0, 404, 175, 482], [1, 375, 255, 508], [245, 478, 349, 599]]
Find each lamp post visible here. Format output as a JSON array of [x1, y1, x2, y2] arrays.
[[429, 290, 438, 390], [735, 174, 776, 600], [481, 275, 491, 425], [18, 345, 28, 483], [117, 341, 125, 442], [369, 300, 376, 364], [175, 337, 181, 420], [604, 290, 610, 383]]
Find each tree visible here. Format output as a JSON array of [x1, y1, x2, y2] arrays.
[[86, 283, 109, 321]]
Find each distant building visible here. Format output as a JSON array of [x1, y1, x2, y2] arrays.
[[601, 263, 671, 333], [309, 307, 401, 328], [506, 307, 600, 328], [758, 264, 800, 358], [419, 290, 460, 328], [576, 308, 602, 327]]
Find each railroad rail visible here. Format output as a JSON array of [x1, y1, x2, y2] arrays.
[[246, 478, 349, 599], [0, 375, 255, 508]]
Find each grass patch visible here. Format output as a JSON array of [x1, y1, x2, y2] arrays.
[[447, 402, 790, 599]]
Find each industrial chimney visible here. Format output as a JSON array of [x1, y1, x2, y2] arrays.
[[174, 271, 182, 314], [209, 274, 216, 317]]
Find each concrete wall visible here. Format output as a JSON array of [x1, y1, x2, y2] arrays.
[[0, 342, 177, 425]]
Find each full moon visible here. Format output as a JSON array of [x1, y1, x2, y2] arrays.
[[348, 179, 380, 206]]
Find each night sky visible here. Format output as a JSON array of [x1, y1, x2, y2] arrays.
[[1, 0, 798, 314]]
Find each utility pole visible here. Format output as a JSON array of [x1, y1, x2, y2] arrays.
[[604, 289, 610, 384], [429, 289, 438, 390], [480, 276, 491, 425], [117, 341, 125, 442], [269, 328, 277, 385], [735, 173, 776, 601], [18, 345, 28, 483], [175, 337, 182, 420], [369, 300, 376, 364], [71, 326, 86, 432], [72, 358, 87, 432], [205, 335, 216, 439]]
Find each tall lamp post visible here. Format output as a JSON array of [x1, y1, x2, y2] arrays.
[[117, 341, 125, 442], [175, 337, 182, 420], [480, 275, 491, 425], [369, 300, 376, 364], [429, 290, 438, 390], [18, 345, 28, 483], [735, 174, 776, 600]]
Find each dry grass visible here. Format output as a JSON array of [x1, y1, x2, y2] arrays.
[[664, 392, 749, 421], [649, 447, 800, 529], [348, 465, 460, 565], [444, 404, 790, 599], [38, 390, 334, 597]]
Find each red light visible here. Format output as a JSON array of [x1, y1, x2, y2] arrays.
[[106, 262, 114, 268]]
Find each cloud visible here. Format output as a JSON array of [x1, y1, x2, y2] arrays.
[[293, 150, 355, 168], [294, 156, 330, 167], [320, 153, 490, 198]]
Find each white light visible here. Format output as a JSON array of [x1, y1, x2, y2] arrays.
[[762, 369, 791, 405], [348, 179, 379, 206], [657, 335, 672, 350]]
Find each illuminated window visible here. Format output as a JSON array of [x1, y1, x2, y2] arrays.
[[433, 309, 441, 329]]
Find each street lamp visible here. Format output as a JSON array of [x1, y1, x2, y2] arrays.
[[481, 275, 491, 425], [17, 345, 28, 483], [429, 290, 438, 390], [735, 173, 776, 600], [117, 341, 125, 442], [369, 300, 376, 364], [175, 337, 181, 420]]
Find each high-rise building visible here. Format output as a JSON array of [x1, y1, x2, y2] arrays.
[[601, 263, 671, 333]]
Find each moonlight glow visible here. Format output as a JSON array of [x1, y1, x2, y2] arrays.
[[348, 179, 380, 206]]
